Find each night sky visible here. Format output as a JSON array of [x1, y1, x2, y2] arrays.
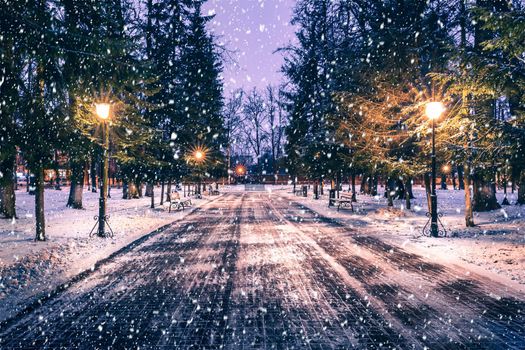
[[204, 0, 296, 93]]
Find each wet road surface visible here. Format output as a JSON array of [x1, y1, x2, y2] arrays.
[[0, 192, 524, 349]]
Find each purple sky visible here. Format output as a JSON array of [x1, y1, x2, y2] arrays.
[[204, 0, 296, 94]]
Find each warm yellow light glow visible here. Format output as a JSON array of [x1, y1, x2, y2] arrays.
[[425, 101, 445, 120], [442, 165, 451, 173], [195, 150, 204, 161], [95, 103, 111, 120], [236, 165, 245, 175]]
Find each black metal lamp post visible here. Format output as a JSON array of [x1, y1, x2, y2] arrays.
[[425, 102, 445, 238], [89, 102, 114, 238]]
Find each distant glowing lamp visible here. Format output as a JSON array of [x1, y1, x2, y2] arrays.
[[236, 165, 245, 175], [195, 150, 204, 161], [95, 103, 111, 120]]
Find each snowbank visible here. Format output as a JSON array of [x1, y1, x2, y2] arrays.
[[0, 186, 210, 321], [275, 184, 525, 289]]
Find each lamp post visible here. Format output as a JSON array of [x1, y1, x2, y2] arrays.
[[425, 101, 445, 237], [95, 103, 111, 238]]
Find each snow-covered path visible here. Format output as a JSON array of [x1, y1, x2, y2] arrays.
[[0, 192, 523, 349]]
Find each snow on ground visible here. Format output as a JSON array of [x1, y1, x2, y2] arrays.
[[0, 186, 210, 321], [266, 183, 525, 288], [1, 183, 523, 322]]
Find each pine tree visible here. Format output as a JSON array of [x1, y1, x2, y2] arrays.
[[0, 0, 24, 218], [283, 0, 340, 186], [177, 1, 226, 178], [60, 0, 108, 208]]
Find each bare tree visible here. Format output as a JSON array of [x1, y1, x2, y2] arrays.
[[266, 85, 288, 175], [243, 88, 268, 176], [224, 89, 246, 182]]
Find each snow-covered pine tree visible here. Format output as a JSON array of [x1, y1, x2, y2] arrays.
[[15, 0, 67, 241], [177, 1, 226, 179], [0, 0, 23, 219]]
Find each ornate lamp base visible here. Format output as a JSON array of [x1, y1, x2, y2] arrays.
[[422, 212, 448, 237], [89, 215, 115, 238]]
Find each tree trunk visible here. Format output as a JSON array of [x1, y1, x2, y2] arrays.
[[464, 165, 475, 227], [424, 172, 432, 212], [145, 183, 153, 197], [472, 174, 501, 212], [138, 183, 143, 198], [405, 179, 411, 210], [0, 153, 17, 218], [396, 179, 405, 199], [35, 167, 46, 241], [386, 177, 394, 207], [84, 162, 89, 187], [502, 171, 510, 205], [166, 180, 172, 202], [351, 173, 357, 202], [517, 170, 525, 205], [387, 188, 394, 207], [440, 174, 447, 190], [406, 178, 415, 199], [457, 165, 465, 190], [67, 161, 84, 209], [90, 158, 97, 192], [122, 181, 129, 199], [370, 175, 379, 196], [360, 175, 367, 194], [160, 181, 165, 205], [128, 182, 139, 199], [150, 182, 155, 208]]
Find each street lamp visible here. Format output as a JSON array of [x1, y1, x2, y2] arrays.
[[95, 103, 110, 120], [90, 102, 113, 238], [236, 165, 245, 176], [425, 101, 445, 237], [195, 150, 204, 161]]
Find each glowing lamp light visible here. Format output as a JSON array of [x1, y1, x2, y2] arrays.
[[425, 101, 445, 120], [95, 103, 111, 120], [442, 165, 450, 173], [236, 165, 245, 175], [194, 150, 204, 161]]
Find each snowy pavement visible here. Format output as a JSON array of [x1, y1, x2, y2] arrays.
[[0, 192, 523, 349], [276, 184, 525, 287], [0, 187, 210, 322]]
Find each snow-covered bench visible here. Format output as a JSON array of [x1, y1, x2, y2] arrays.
[[329, 193, 354, 212], [168, 192, 192, 212]]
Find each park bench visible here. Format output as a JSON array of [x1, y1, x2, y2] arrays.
[[329, 193, 354, 212], [211, 189, 220, 195], [169, 192, 192, 212]]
